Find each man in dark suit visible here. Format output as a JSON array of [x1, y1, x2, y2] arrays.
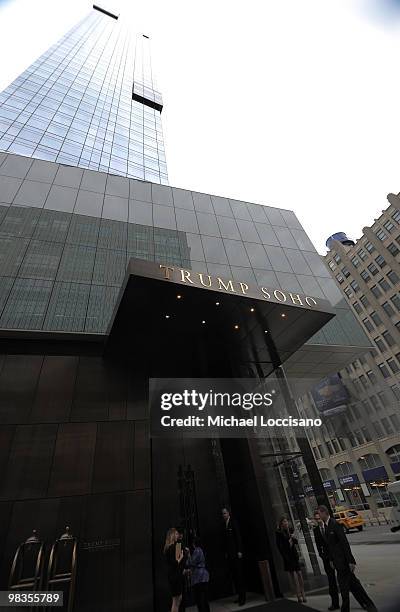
[[313, 509, 340, 610], [317, 506, 377, 612], [222, 507, 246, 606]]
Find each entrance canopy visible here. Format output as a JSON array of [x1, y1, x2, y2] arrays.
[[105, 258, 335, 377]]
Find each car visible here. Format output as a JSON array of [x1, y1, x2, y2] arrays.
[[333, 509, 364, 533]]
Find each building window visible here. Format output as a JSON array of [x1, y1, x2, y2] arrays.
[[360, 295, 370, 307], [390, 384, 400, 400], [360, 270, 371, 282], [351, 256, 360, 267], [387, 358, 400, 374], [376, 229, 388, 242], [370, 285, 382, 298], [367, 262, 379, 276], [387, 270, 400, 285], [382, 301, 395, 317], [392, 210, 400, 224], [318, 444, 325, 458], [372, 421, 384, 437], [370, 395, 381, 411], [366, 370, 377, 385], [374, 337, 386, 352], [375, 254, 386, 268], [383, 220, 395, 233], [362, 318, 374, 333], [382, 330, 395, 347], [336, 273, 344, 284], [354, 430, 365, 445], [381, 417, 394, 436], [361, 399, 372, 414], [358, 248, 367, 260], [387, 242, 399, 256], [334, 253, 341, 263], [378, 363, 390, 378], [390, 414, 400, 430], [342, 266, 351, 278], [361, 427, 372, 442], [359, 453, 382, 469], [353, 301, 362, 314], [328, 260, 336, 270], [378, 278, 391, 292], [377, 391, 389, 407], [370, 311, 382, 326], [359, 375, 369, 389], [350, 280, 360, 292], [390, 294, 400, 311], [344, 287, 353, 299], [365, 241, 375, 252]]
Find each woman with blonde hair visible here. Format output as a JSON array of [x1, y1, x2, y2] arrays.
[[164, 527, 185, 612]]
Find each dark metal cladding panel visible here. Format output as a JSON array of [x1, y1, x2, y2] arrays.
[[30, 356, 78, 423], [0, 424, 57, 500], [48, 422, 97, 497], [92, 421, 135, 494], [0, 355, 43, 424]]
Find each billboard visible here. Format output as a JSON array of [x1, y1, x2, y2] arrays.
[[310, 374, 349, 416]]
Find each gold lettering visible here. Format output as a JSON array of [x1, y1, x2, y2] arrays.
[[305, 296, 317, 307], [273, 289, 287, 302], [289, 292, 303, 306], [261, 287, 271, 299], [239, 282, 249, 295], [198, 273, 212, 288], [180, 269, 195, 284], [217, 278, 236, 292], [159, 264, 174, 280]]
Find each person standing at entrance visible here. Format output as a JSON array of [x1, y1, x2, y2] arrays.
[[164, 528, 185, 612], [186, 537, 210, 612], [316, 506, 377, 612], [222, 507, 246, 606], [275, 516, 306, 603], [313, 509, 340, 610]]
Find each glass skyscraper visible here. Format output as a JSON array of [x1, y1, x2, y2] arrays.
[[0, 7, 383, 612], [0, 7, 168, 184]]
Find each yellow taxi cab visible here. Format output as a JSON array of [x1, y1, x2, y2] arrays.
[[333, 507, 364, 533]]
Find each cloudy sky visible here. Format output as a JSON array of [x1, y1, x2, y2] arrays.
[[0, 0, 400, 253]]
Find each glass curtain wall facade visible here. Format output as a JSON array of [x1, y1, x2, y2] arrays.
[[0, 9, 167, 183], [0, 151, 372, 342]]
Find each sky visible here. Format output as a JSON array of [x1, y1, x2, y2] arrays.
[[0, 0, 400, 253]]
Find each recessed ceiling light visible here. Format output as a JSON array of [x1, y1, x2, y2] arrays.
[[281, 313, 286, 318], [202, 320, 206, 324], [264, 330, 268, 334], [234, 324, 239, 330], [177, 294, 182, 299], [165, 315, 170, 319], [250, 307, 255, 312], [216, 302, 220, 306]]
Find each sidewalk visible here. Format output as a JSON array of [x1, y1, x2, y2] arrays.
[[186, 593, 321, 611]]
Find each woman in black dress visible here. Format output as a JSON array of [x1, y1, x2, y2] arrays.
[[275, 515, 306, 603], [164, 527, 185, 612]]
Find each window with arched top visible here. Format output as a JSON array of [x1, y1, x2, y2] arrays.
[[386, 445, 400, 464], [358, 453, 382, 471], [334, 461, 354, 478]]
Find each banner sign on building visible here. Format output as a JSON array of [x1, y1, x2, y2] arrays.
[[310, 374, 349, 416]]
